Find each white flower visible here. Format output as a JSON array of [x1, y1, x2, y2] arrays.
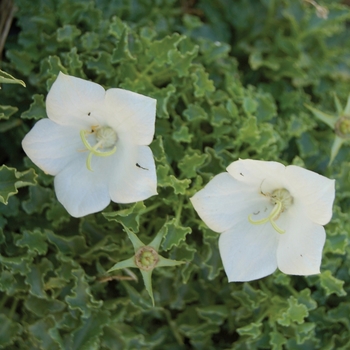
[[22, 72, 157, 217], [190, 159, 335, 282]]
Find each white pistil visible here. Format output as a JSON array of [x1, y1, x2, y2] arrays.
[[80, 126, 117, 171], [248, 188, 293, 234]]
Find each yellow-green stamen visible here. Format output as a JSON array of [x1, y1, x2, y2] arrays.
[[79, 127, 117, 171], [248, 188, 293, 234]]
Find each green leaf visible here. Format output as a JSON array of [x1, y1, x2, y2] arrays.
[[269, 330, 287, 350], [319, 270, 346, 297], [237, 322, 262, 339], [161, 218, 192, 251], [0, 69, 26, 87], [0, 166, 37, 204], [86, 52, 115, 78], [151, 84, 176, 119], [146, 33, 183, 66], [168, 45, 199, 77], [24, 294, 65, 317], [65, 268, 103, 318], [191, 66, 215, 97], [25, 258, 53, 298], [111, 29, 135, 63], [168, 175, 191, 195], [178, 150, 208, 178], [237, 115, 259, 143], [22, 185, 53, 214], [81, 32, 100, 51], [46, 230, 89, 256], [21, 94, 46, 120], [0, 314, 22, 348], [109, 16, 126, 38], [183, 103, 208, 122], [277, 296, 309, 326], [172, 124, 193, 143], [5, 50, 34, 76], [101, 326, 126, 350], [0, 254, 33, 275], [196, 305, 228, 326], [102, 202, 146, 232], [211, 105, 232, 127], [71, 310, 110, 350], [168, 242, 197, 284], [57, 24, 81, 42], [28, 317, 60, 350], [0, 105, 18, 120], [243, 96, 258, 115], [15, 229, 48, 255], [231, 283, 268, 309]]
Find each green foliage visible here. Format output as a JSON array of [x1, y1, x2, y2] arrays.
[[0, 165, 37, 204], [0, 0, 349, 349]]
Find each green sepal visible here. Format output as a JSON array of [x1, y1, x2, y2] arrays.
[[304, 104, 337, 129], [343, 93, 350, 116], [157, 255, 185, 268], [107, 223, 185, 306], [108, 256, 136, 273], [329, 135, 344, 165], [140, 269, 154, 306]]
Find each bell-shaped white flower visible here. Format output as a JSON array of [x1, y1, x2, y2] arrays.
[[191, 159, 335, 282], [22, 72, 157, 217]]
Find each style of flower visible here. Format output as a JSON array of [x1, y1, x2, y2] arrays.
[[190, 159, 335, 282], [305, 93, 350, 165], [108, 225, 185, 306], [22, 72, 157, 217]]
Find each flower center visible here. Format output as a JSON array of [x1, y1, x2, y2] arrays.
[[248, 188, 293, 234], [135, 246, 159, 271], [335, 116, 350, 139], [80, 126, 117, 171]]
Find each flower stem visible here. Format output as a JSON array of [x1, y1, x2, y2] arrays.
[[9, 298, 19, 319], [175, 198, 184, 226], [163, 309, 184, 345], [140, 202, 161, 215]]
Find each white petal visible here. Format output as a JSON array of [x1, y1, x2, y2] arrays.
[[190, 173, 269, 233], [108, 143, 157, 203], [54, 155, 111, 217], [219, 220, 279, 282], [285, 165, 335, 225], [104, 88, 156, 145], [46, 72, 106, 128], [226, 159, 287, 193], [22, 119, 82, 175], [277, 205, 326, 275]]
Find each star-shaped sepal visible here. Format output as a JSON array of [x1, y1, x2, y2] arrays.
[[108, 224, 185, 306], [305, 93, 350, 165]]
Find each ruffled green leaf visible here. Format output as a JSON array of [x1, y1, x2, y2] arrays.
[[0, 69, 26, 87], [102, 202, 146, 232], [161, 218, 191, 251], [0, 166, 37, 204], [65, 269, 103, 318], [0, 314, 23, 348], [0, 105, 18, 120], [319, 270, 347, 297]]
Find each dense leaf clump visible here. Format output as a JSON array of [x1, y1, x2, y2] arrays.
[[0, 0, 350, 349]]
